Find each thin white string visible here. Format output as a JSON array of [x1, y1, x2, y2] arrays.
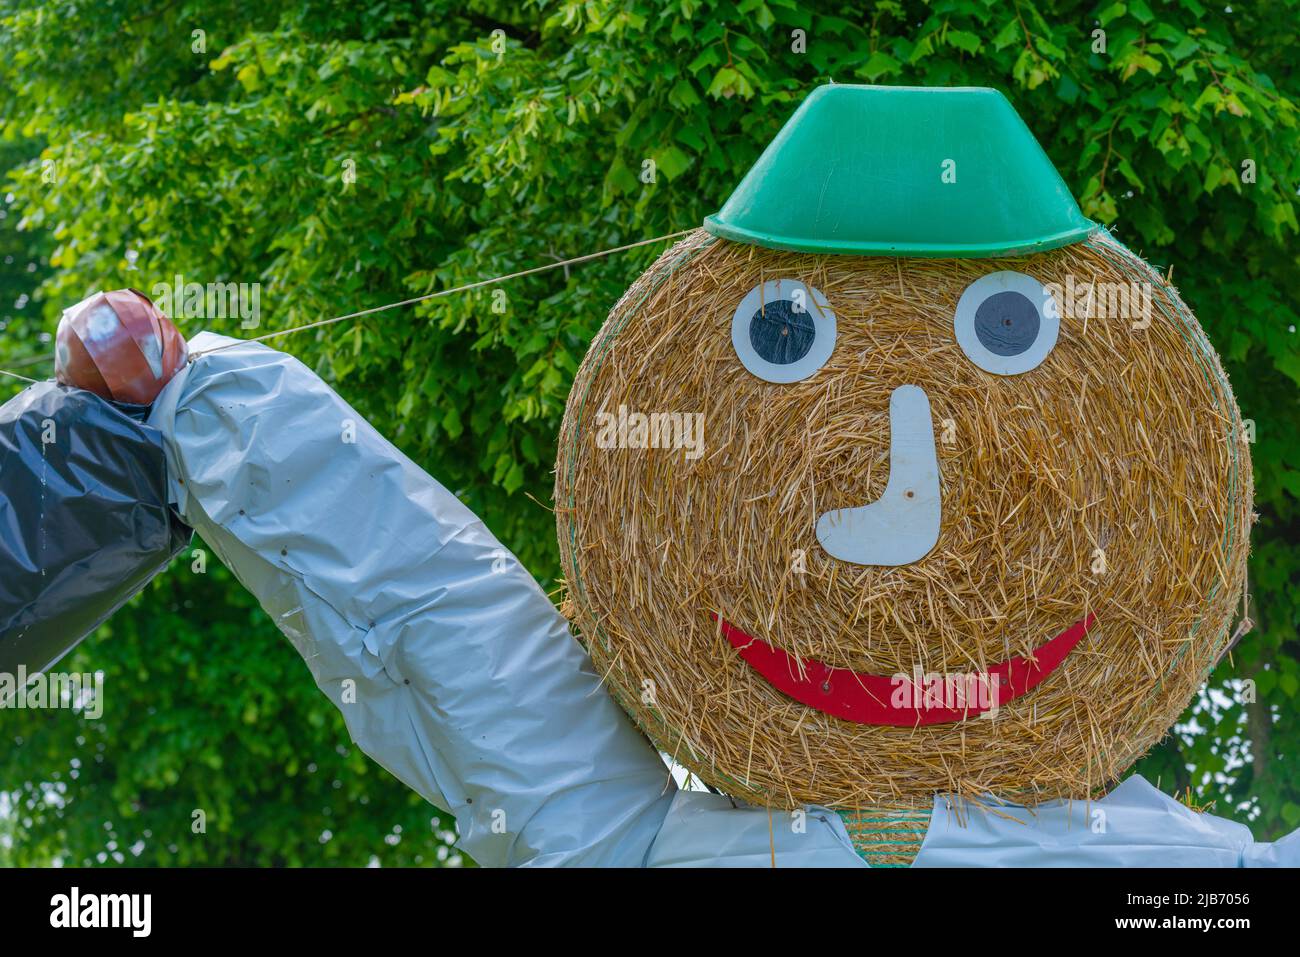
[[0, 345, 53, 384], [0, 227, 696, 381], [8, 354, 51, 368], [189, 228, 694, 360]]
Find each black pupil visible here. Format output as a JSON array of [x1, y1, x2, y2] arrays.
[[973, 291, 1040, 356], [749, 299, 815, 365]]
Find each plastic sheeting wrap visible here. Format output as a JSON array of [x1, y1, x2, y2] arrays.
[[914, 775, 1300, 867], [0, 382, 190, 677], [145, 334, 861, 866], [646, 793, 864, 867], [147, 333, 1296, 867], [148, 333, 865, 867]]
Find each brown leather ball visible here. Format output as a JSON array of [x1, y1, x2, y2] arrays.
[[54, 289, 187, 406]]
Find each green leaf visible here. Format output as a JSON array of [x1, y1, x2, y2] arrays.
[[235, 63, 260, 92], [706, 66, 755, 100], [991, 19, 1020, 50], [857, 50, 901, 81], [442, 404, 463, 439], [1128, 0, 1156, 23], [669, 79, 701, 110], [655, 145, 693, 181], [1097, 3, 1127, 27], [946, 30, 982, 54]]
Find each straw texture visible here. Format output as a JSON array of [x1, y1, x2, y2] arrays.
[[555, 228, 1252, 812]]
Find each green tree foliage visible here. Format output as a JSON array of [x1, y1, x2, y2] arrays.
[[0, 0, 1297, 863], [0, 139, 50, 378]]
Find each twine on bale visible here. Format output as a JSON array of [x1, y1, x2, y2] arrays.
[[839, 806, 933, 867], [555, 228, 1252, 821]]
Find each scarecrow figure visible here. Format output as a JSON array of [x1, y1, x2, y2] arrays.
[[7, 86, 1297, 866]]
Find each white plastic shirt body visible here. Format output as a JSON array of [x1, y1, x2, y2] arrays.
[[915, 775, 1300, 867]]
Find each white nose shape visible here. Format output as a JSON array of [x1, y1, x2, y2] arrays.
[[815, 384, 941, 566]]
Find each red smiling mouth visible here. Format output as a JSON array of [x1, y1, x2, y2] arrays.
[[715, 613, 1097, 725]]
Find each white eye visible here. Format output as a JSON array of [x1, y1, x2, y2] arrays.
[[953, 271, 1060, 375], [731, 279, 837, 383]]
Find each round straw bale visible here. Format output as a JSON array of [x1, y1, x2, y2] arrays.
[[555, 228, 1252, 812]]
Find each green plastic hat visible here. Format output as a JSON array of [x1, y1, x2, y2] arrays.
[[703, 84, 1096, 258]]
